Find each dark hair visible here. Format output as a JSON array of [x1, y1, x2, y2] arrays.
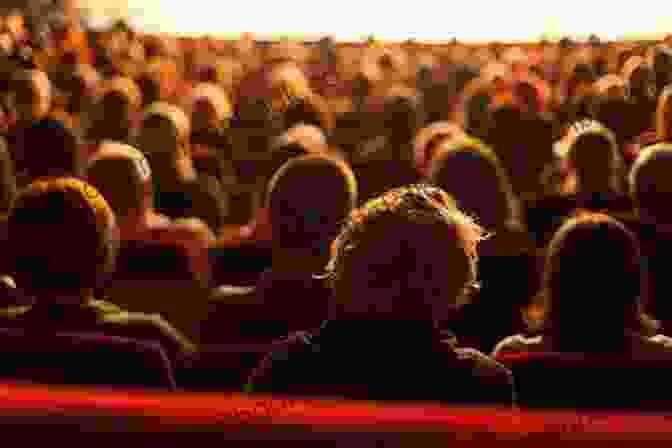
[[87, 90, 132, 143], [323, 184, 485, 320], [18, 118, 82, 182], [267, 155, 356, 253], [430, 139, 520, 231], [531, 213, 656, 349], [7, 180, 115, 293], [567, 129, 623, 194], [136, 75, 161, 107]]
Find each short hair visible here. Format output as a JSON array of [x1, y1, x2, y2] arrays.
[[7, 178, 116, 293], [11, 70, 51, 121], [323, 184, 486, 319], [18, 118, 82, 182], [629, 143, 672, 223], [534, 212, 654, 343], [266, 154, 357, 252], [87, 142, 152, 221], [430, 136, 520, 231], [189, 83, 232, 133]]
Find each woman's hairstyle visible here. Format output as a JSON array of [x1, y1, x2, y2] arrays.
[[430, 136, 521, 231], [530, 212, 656, 346], [565, 123, 625, 194], [6, 177, 117, 293], [629, 143, 672, 223], [88, 76, 141, 143], [321, 184, 486, 319]]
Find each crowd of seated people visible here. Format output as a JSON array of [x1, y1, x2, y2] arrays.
[[4, 7, 672, 410]]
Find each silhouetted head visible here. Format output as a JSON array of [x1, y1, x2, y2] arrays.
[[629, 143, 672, 225], [266, 154, 357, 256], [9, 70, 51, 124], [430, 136, 520, 232], [88, 76, 141, 143], [563, 122, 624, 194], [536, 212, 652, 346], [7, 178, 117, 296], [138, 102, 193, 184], [323, 184, 486, 322], [655, 85, 672, 142], [413, 121, 465, 177], [188, 82, 232, 134], [18, 118, 82, 184], [87, 142, 153, 224]]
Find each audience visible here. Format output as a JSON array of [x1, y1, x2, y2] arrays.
[[247, 185, 515, 405], [0, 177, 196, 365], [3, 9, 672, 411]]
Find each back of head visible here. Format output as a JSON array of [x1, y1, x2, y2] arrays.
[[382, 91, 421, 146], [10, 69, 51, 123], [630, 143, 672, 224], [7, 178, 116, 294], [324, 184, 485, 321], [89, 77, 140, 143], [87, 142, 152, 222], [413, 121, 465, 177], [542, 213, 643, 342], [566, 124, 622, 193], [189, 82, 232, 134], [267, 155, 357, 253], [18, 118, 82, 183], [138, 102, 191, 184], [430, 136, 518, 231]]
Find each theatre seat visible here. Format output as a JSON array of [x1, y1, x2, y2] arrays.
[[0, 327, 176, 390]]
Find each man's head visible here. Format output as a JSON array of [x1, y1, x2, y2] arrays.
[[7, 177, 116, 295], [10, 70, 51, 123], [87, 142, 152, 224], [430, 136, 519, 231], [323, 184, 486, 321], [18, 118, 82, 184], [138, 102, 193, 182], [266, 154, 357, 256], [189, 82, 232, 134], [629, 143, 672, 225]]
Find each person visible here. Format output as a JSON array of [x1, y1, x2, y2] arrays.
[[253, 154, 358, 337], [137, 102, 227, 237], [14, 117, 83, 186], [247, 184, 515, 406], [492, 212, 672, 410], [0, 177, 196, 365], [628, 144, 672, 333], [86, 76, 141, 150], [430, 136, 538, 352], [87, 141, 212, 284]]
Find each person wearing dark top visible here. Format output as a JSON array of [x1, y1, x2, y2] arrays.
[[353, 92, 421, 203], [138, 102, 227, 237], [252, 154, 358, 339], [247, 185, 515, 406], [530, 122, 631, 245], [493, 212, 672, 410], [0, 177, 196, 366], [430, 136, 539, 353], [628, 144, 672, 333]]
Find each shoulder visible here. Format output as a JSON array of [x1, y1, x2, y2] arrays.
[[455, 347, 513, 381], [492, 334, 544, 358], [246, 330, 315, 393]]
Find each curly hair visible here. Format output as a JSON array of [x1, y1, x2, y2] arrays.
[[320, 184, 487, 319]]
